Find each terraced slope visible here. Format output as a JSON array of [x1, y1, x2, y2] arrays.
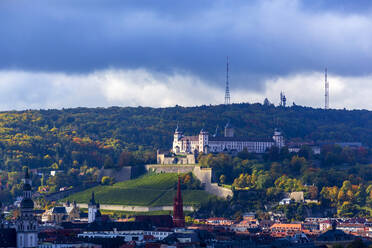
[[65, 173, 214, 207]]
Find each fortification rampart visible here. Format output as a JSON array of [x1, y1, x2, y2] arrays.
[[77, 203, 194, 212], [145, 164, 195, 174]]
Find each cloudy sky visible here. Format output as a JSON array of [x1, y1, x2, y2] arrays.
[[1, 0, 372, 110]]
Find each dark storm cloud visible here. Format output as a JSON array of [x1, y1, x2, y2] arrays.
[[1, 0, 372, 89]]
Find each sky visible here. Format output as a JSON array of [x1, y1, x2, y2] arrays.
[[1, 0, 372, 110]]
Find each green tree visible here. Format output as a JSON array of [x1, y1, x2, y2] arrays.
[[104, 156, 115, 169]]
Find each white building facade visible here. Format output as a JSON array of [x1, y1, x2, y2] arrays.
[[172, 124, 284, 154], [88, 192, 100, 223]]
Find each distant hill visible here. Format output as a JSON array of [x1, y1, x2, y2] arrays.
[[0, 103, 371, 170], [64, 173, 214, 207]]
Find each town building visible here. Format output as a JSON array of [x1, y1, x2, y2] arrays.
[[41, 201, 80, 224], [232, 213, 259, 232], [270, 223, 303, 237], [172, 124, 284, 155], [78, 230, 172, 242], [206, 217, 234, 226]]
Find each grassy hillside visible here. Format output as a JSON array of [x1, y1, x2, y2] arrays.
[[64, 173, 215, 207]]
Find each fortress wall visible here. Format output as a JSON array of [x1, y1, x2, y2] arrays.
[[205, 183, 234, 198], [192, 166, 212, 185], [77, 203, 194, 212], [145, 164, 195, 174], [192, 167, 233, 198]]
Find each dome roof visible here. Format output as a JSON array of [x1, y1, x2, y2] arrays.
[[20, 198, 34, 209]]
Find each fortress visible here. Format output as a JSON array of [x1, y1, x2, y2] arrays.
[[172, 123, 284, 155]]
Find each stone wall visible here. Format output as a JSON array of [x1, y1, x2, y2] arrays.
[[77, 203, 194, 212], [157, 154, 196, 165], [205, 183, 233, 199], [145, 164, 195, 174], [192, 166, 212, 185]]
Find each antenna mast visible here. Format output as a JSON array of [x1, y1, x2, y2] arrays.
[[224, 56, 230, 105], [325, 68, 329, 110], [280, 91, 286, 107]]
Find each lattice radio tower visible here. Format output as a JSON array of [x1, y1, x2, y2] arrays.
[[325, 68, 329, 110], [224, 56, 231, 105]]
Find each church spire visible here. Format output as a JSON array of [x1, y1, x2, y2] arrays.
[[21, 168, 33, 208], [17, 167, 38, 247], [90, 191, 96, 205], [173, 176, 185, 227]]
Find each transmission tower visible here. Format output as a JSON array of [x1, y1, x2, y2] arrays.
[[280, 91, 286, 107], [224, 56, 230, 105], [325, 68, 329, 110]]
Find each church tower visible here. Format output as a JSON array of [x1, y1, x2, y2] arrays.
[[88, 192, 100, 223], [16, 168, 38, 248], [173, 177, 185, 227]]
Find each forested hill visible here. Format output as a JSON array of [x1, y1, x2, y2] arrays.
[[0, 103, 371, 171], [2, 103, 372, 149]]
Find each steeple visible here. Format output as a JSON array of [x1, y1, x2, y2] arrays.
[[173, 177, 185, 227], [17, 167, 38, 248], [89, 192, 96, 205], [21, 168, 33, 209], [88, 191, 100, 223]]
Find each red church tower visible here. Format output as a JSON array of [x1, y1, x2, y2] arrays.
[[173, 176, 185, 227]]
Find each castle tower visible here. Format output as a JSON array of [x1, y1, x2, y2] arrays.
[[173, 177, 185, 227], [88, 192, 100, 223], [16, 168, 38, 248], [198, 129, 209, 153], [172, 125, 183, 154]]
